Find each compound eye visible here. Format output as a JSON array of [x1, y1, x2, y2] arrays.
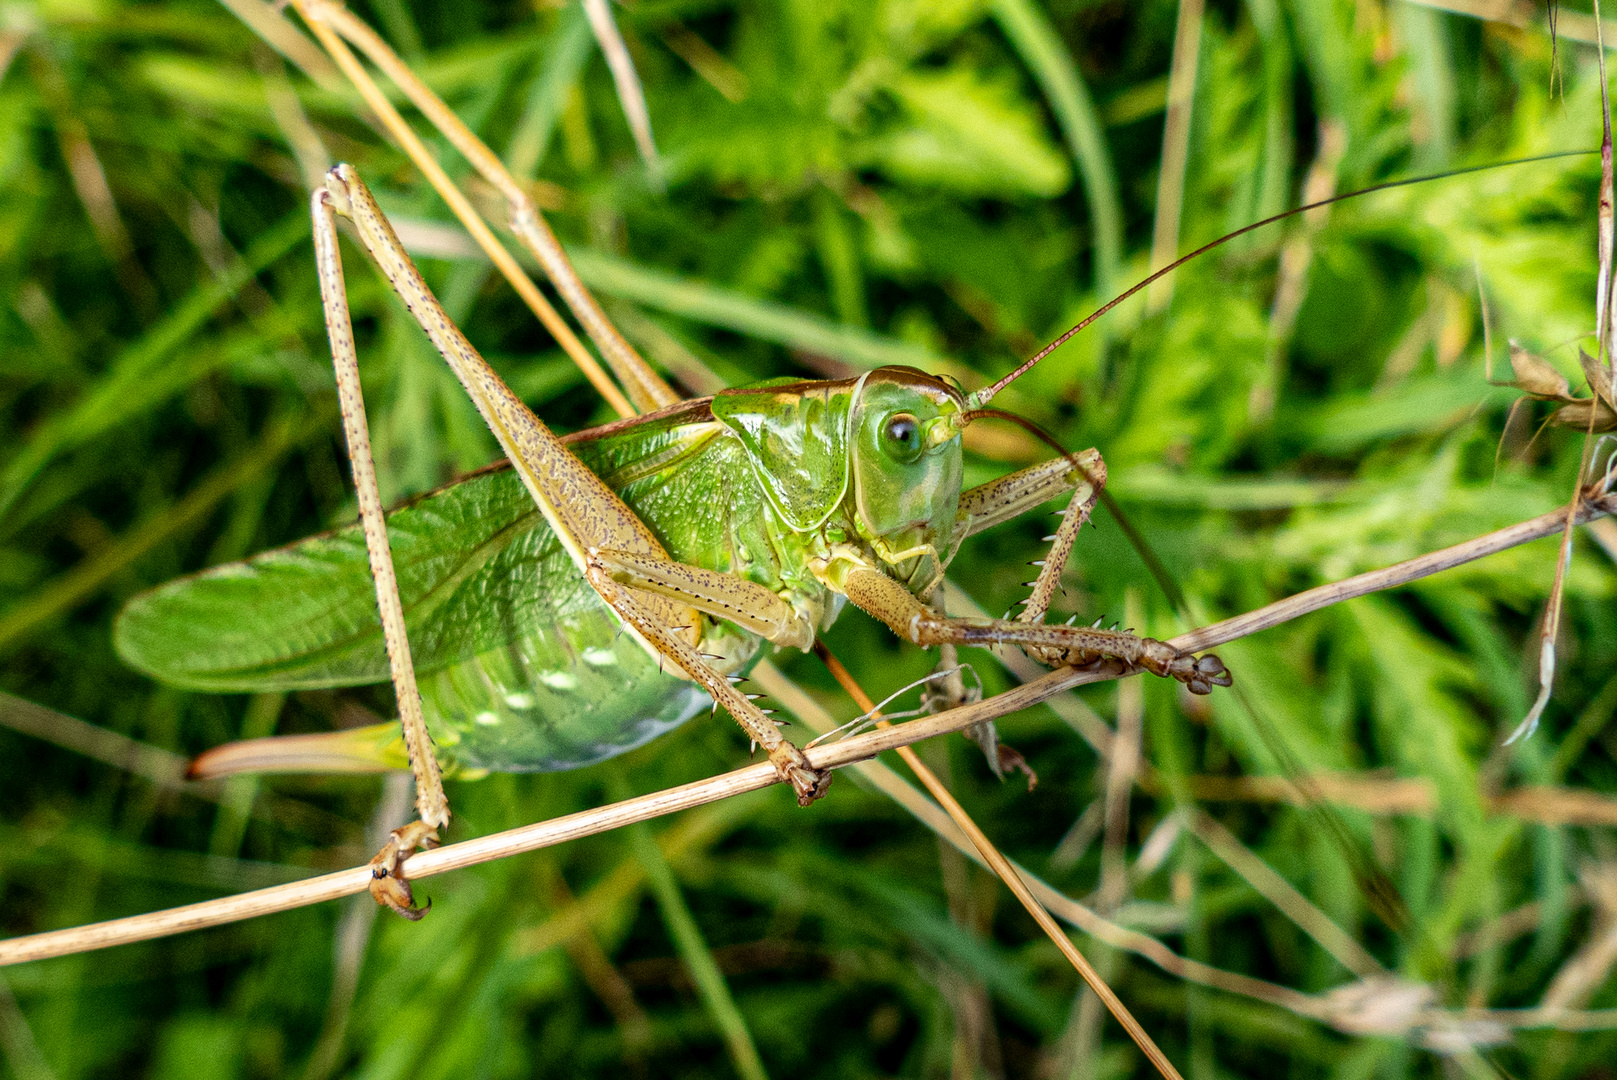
[[883, 412, 922, 461]]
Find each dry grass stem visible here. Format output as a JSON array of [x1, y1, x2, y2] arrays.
[[294, 654, 1617, 1044], [580, 0, 662, 181], [1249, 120, 1343, 421], [298, 0, 678, 413], [547, 867, 654, 1057], [1188, 811, 1384, 978], [1587, 514, 1617, 562], [1175, 491, 1617, 654], [254, 46, 331, 193], [298, 773, 410, 1080], [27, 47, 155, 314], [0, 973, 55, 1080], [1163, 771, 1435, 815], [1510, 9, 1615, 745], [515, 799, 748, 957], [290, 0, 638, 418], [1154, 772, 1617, 826], [5, 489, 1617, 965], [1404, 0, 1617, 46], [1540, 864, 1617, 1012], [814, 646, 1186, 1080], [657, 21, 749, 103], [0, 692, 189, 789], [216, 0, 341, 89], [1145, 0, 1204, 313]]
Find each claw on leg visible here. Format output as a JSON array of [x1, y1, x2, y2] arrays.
[[1030, 635, 1232, 695], [1183, 653, 1232, 695], [368, 819, 441, 920], [1131, 641, 1233, 695], [844, 564, 1234, 699], [770, 741, 831, 806]]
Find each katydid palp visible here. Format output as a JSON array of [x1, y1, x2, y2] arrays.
[[114, 164, 1231, 915]]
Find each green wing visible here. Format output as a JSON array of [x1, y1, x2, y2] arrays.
[[114, 401, 771, 775], [114, 466, 589, 691]]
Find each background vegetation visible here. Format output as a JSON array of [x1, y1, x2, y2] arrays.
[[3, 0, 1617, 1076]]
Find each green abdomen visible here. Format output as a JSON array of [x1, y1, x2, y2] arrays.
[[419, 602, 726, 773], [416, 422, 779, 772], [115, 405, 790, 775]]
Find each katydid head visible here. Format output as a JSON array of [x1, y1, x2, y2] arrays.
[[711, 366, 967, 588], [847, 367, 967, 586]]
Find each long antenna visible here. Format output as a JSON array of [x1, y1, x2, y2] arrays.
[[968, 149, 1598, 409]]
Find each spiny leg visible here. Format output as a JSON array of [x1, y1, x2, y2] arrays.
[[840, 564, 1231, 694], [318, 164, 831, 806], [311, 186, 445, 920], [954, 448, 1103, 539], [988, 452, 1097, 780], [942, 445, 1226, 688], [1014, 454, 1102, 626], [934, 451, 1103, 781], [583, 546, 830, 798]]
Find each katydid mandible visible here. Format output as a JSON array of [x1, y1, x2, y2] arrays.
[[114, 165, 1230, 917]]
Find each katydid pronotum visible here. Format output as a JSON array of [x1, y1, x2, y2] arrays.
[[115, 161, 1232, 917]]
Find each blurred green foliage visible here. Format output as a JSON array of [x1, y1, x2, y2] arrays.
[[2, 0, 1617, 1076]]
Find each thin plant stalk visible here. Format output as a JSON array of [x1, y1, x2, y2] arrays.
[[628, 818, 769, 1080], [296, 0, 680, 414], [580, 0, 663, 185], [1146, 0, 1204, 314], [812, 644, 1187, 1080], [1508, 0, 1614, 744], [990, 0, 1122, 299], [2, 492, 1616, 965], [291, 0, 639, 419]]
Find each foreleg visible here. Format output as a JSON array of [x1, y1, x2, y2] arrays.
[[955, 448, 1103, 539], [954, 448, 1101, 626], [841, 565, 1231, 695]]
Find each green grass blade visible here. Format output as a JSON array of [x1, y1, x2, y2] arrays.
[[567, 247, 944, 373], [989, 0, 1122, 298], [0, 210, 309, 522], [628, 818, 770, 1080]]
